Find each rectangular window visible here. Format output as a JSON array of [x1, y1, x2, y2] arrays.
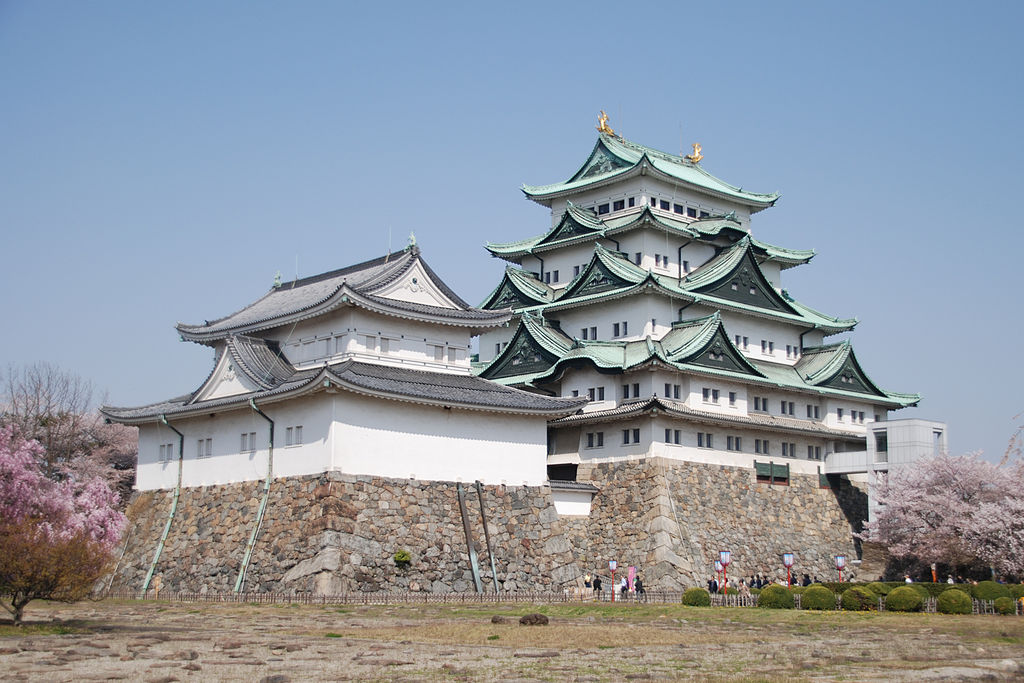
[[635, 252, 642, 265], [697, 433, 704, 448], [552, 270, 560, 283], [364, 335, 377, 352], [768, 341, 775, 353], [699, 210, 710, 218], [573, 265, 580, 277], [632, 382, 639, 397], [837, 408, 844, 421], [613, 323, 620, 337], [632, 428, 640, 443], [807, 445, 814, 459], [294, 426, 302, 444], [622, 383, 630, 399], [448, 347, 457, 363], [782, 442, 789, 457], [571, 390, 579, 397], [788, 402, 795, 415], [598, 387, 605, 400], [705, 433, 713, 448], [686, 207, 697, 218], [598, 203, 610, 215], [285, 427, 293, 446], [544, 271, 551, 284], [588, 432, 595, 448], [659, 199, 670, 210], [729, 391, 737, 406], [858, 411, 865, 424], [587, 388, 595, 401], [586, 432, 604, 448], [673, 203, 684, 214], [682, 260, 690, 273], [649, 197, 656, 207], [702, 387, 711, 402], [434, 345, 444, 362], [673, 384, 680, 399], [665, 428, 672, 443], [628, 197, 635, 207], [622, 321, 627, 335], [581, 328, 588, 340], [712, 389, 720, 402], [727, 436, 742, 452], [622, 429, 630, 445], [674, 429, 681, 444], [761, 340, 768, 353], [380, 337, 390, 354], [806, 404, 813, 418], [613, 199, 625, 211], [755, 439, 770, 455], [664, 382, 671, 398]]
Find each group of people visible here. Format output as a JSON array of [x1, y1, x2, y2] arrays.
[[583, 572, 645, 598], [708, 572, 820, 595]]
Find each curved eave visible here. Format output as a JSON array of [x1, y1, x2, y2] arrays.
[[523, 153, 779, 211], [179, 285, 510, 344]]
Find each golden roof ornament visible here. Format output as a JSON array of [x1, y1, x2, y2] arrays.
[[596, 110, 615, 136], [685, 143, 703, 163]]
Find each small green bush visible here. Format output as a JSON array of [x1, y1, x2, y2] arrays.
[[972, 581, 1011, 601], [749, 587, 761, 595], [788, 585, 806, 595], [885, 586, 924, 612], [866, 581, 891, 596], [994, 597, 1016, 615], [906, 583, 931, 601], [757, 584, 795, 609], [841, 586, 878, 611], [801, 585, 836, 610], [1007, 584, 1024, 600], [920, 582, 956, 598], [936, 588, 972, 615], [681, 587, 711, 607], [393, 549, 411, 566]]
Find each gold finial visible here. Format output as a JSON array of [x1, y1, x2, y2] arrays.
[[685, 143, 703, 163], [596, 110, 615, 136]]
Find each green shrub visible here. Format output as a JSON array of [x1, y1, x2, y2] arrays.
[[393, 549, 411, 566], [757, 584, 795, 609], [994, 597, 1016, 615], [801, 585, 836, 610], [920, 583, 956, 598], [681, 587, 711, 607], [1007, 584, 1024, 600], [866, 581, 891, 596], [936, 588, 972, 615], [972, 581, 1011, 601], [885, 586, 924, 612], [749, 587, 761, 595], [906, 583, 931, 600], [841, 586, 878, 611], [788, 585, 806, 595]]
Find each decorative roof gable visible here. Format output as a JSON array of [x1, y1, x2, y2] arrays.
[[558, 244, 647, 300], [478, 315, 571, 381], [662, 314, 765, 377], [684, 238, 798, 315], [479, 267, 553, 310], [569, 139, 632, 182]]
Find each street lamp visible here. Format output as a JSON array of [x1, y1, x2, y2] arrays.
[[719, 550, 731, 594], [835, 555, 846, 583], [782, 552, 795, 587]]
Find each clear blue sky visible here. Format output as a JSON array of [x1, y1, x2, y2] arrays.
[[2, 1, 1021, 460]]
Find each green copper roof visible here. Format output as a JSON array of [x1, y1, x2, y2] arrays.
[[511, 241, 855, 335], [476, 313, 917, 407], [522, 133, 779, 210], [485, 206, 813, 268], [479, 266, 555, 310]]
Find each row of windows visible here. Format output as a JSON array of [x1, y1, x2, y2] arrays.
[[592, 196, 713, 220], [622, 382, 641, 399], [157, 442, 175, 463], [612, 321, 628, 337], [289, 332, 464, 365], [837, 409, 866, 424], [690, 433, 822, 460]]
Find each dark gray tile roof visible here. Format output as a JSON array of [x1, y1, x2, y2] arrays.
[[102, 353, 586, 424], [176, 246, 509, 341]]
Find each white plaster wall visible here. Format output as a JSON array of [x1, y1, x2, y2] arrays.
[[135, 400, 333, 491], [270, 308, 472, 374], [477, 324, 517, 364], [557, 367, 617, 413], [535, 242, 604, 289], [331, 393, 547, 485], [552, 489, 594, 516], [550, 294, 675, 343]]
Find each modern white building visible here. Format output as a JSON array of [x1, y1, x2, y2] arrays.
[[103, 246, 585, 491], [476, 118, 930, 492]]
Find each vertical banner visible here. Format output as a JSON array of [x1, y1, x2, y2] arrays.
[[628, 565, 636, 592]]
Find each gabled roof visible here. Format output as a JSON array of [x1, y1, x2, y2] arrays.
[[102, 353, 587, 425], [479, 266, 555, 310], [475, 315, 915, 407], [512, 242, 855, 335], [177, 246, 510, 344], [485, 206, 813, 268], [521, 133, 779, 211]]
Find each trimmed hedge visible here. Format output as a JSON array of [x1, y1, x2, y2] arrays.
[[801, 585, 836, 610], [866, 582, 892, 596], [681, 587, 711, 607], [788, 585, 806, 595], [972, 581, 1011, 601], [841, 586, 877, 611], [936, 588, 972, 615], [885, 586, 924, 612], [994, 597, 1016, 615], [758, 584, 795, 609], [1008, 584, 1024, 600], [906, 583, 931, 601]]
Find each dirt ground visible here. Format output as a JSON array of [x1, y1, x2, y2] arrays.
[[1, 599, 1023, 681]]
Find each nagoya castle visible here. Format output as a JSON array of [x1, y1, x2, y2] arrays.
[[103, 114, 944, 595]]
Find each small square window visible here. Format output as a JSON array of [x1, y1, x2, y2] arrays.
[[622, 383, 630, 399], [598, 203, 610, 215], [649, 197, 656, 207], [665, 428, 672, 442], [674, 429, 681, 444], [613, 199, 625, 211], [659, 200, 670, 210], [699, 210, 710, 218], [622, 429, 630, 445], [682, 260, 689, 273], [673, 203, 684, 214], [729, 392, 736, 406], [632, 382, 639, 397], [590, 326, 597, 339], [573, 265, 580, 277], [628, 197, 635, 207], [686, 207, 697, 218], [634, 252, 642, 265], [632, 428, 640, 443]]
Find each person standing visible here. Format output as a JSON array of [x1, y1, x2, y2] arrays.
[[593, 575, 602, 598]]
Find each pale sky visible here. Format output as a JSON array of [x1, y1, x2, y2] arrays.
[[1, 1, 1021, 460]]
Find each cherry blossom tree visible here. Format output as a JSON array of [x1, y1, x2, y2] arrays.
[[0, 427, 126, 625], [860, 451, 1024, 578]]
